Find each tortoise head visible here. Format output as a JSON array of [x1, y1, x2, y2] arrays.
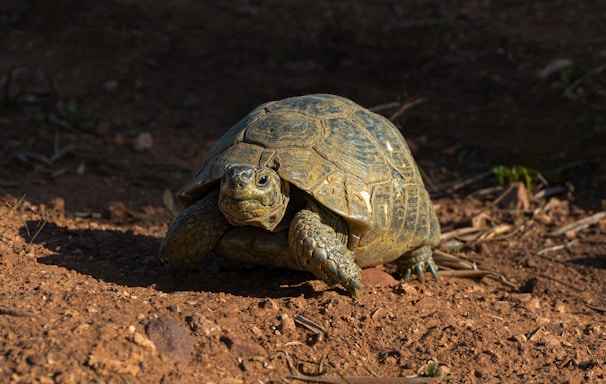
[[219, 165, 290, 231]]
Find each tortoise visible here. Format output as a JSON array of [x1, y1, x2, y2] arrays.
[[159, 94, 440, 297]]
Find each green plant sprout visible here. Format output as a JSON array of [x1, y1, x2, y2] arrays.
[[425, 361, 440, 377], [492, 165, 533, 191], [62, 97, 91, 127], [315, 354, 328, 376]]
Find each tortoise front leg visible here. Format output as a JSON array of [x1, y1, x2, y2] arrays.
[[289, 209, 363, 297], [159, 191, 230, 271]]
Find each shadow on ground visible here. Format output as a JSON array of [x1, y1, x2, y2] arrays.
[[24, 221, 325, 298]]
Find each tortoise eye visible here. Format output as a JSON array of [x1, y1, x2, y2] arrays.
[[258, 175, 269, 186]]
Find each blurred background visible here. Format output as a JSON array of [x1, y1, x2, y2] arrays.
[[1, 0, 604, 212]]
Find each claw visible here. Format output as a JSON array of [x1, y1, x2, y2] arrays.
[[415, 263, 425, 283], [397, 246, 439, 283], [428, 260, 440, 281], [403, 266, 412, 281]]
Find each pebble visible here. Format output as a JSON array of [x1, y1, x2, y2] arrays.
[[131, 331, 156, 351], [220, 335, 266, 357], [361, 267, 399, 287], [146, 315, 194, 361], [25, 353, 46, 366], [259, 299, 279, 310], [106, 201, 127, 221], [53, 372, 76, 384], [188, 313, 221, 337], [133, 132, 154, 151], [278, 314, 296, 334]]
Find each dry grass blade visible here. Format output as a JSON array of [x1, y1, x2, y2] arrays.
[[163, 188, 175, 215], [294, 315, 326, 334], [28, 208, 54, 244], [433, 170, 495, 193], [549, 211, 606, 236], [433, 250, 477, 270], [0, 306, 38, 318], [290, 374, 437, 383], [439, 227, 484, 242], [535, 273, 582, 291], [585, 304, 606, 312], [0, 194, 26, 219], [368, 101, 401, 113], [433, 250, 516, 288], [388, 97, 426, 122]]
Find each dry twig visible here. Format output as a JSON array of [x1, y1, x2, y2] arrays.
[[535, 273, 582, 291], [549, 211, 606, 236], [388, 97, 426, 122], [294, 316, 326, 335]]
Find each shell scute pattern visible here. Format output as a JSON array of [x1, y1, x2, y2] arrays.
[[177, 94, 439, 268]]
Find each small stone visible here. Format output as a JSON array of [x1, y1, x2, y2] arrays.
[[26, 353, 46, 366], [361, 267, 399, 287], [130, 331, 156, 351], [220, 335, 266, 357], [53, 372, 76, 384], [168, 304, 181, 313], [520, 297, 541, 310], [577, 359, 598, 369], [564, 230, 577, 239], [133, 132, 154, 151], [49, 197, 65, 219], [188, 313, 221, 337], [250, 326, 263, 337], [106, 201, 127, 221], [512, 334, 527, 343], [146, 315, 194, 361], [278, 314, 296, 334], [395, 283, 418, 296], [259, 299, 279, 310]]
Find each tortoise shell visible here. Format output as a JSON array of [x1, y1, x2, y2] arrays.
[[178, 94, 439, 267]]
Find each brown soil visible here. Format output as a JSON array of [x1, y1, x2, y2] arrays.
[[1, 1, 605, 383]]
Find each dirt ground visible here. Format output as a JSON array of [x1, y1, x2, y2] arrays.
[[1, 1, 605, 383]]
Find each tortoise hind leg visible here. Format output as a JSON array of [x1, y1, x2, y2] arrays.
[[289, 209, 363, 297], [396, 245, 439, 283]]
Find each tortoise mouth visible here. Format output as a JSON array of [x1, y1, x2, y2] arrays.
[[220, 197, 266, 218], [219, 196, 280, 229]]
